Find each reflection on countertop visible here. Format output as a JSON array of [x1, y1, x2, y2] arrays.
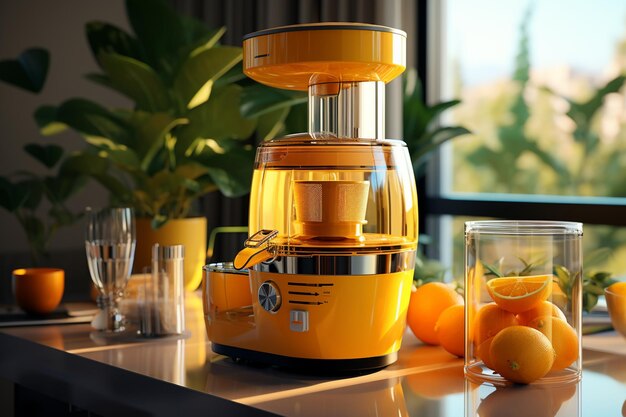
[[3, 291, 626, 416]]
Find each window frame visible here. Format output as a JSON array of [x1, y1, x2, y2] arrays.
[[419, 0, 626, 230]]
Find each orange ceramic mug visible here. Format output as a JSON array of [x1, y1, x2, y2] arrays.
[[12, 268, 64, 315]]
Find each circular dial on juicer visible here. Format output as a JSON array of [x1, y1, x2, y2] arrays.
[[258, 281, 281, 312]]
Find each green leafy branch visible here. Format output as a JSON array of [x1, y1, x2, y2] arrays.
[[0, 144, 86, 264]]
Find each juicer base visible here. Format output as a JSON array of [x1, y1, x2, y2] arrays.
[[212, 343, 397, 373]]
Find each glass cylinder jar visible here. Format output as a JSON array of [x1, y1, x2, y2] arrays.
[[464, 221, 582, 385]]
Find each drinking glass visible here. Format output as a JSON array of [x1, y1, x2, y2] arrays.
[[85, 207, 136, 332]]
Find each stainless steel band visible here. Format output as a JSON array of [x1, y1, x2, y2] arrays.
[[252, 250, 416, 276]]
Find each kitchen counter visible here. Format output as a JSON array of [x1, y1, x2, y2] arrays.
[[1, 291, 626, 416]]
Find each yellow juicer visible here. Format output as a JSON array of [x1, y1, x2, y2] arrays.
[[202, 22, 418, 371]]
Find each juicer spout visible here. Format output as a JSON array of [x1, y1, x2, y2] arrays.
[[233, 229, 278, 270]]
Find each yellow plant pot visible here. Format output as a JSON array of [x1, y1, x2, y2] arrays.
[[135, 217, 207, 291]]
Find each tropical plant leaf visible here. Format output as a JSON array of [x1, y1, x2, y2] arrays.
[[21, 215, 45, 251], [255, 107, 290, 141], [173, 46, 242, 109], [48, 205, 80, 227], [133, 113, 189, 170], [84, 72, 116, 91], [0, 177, 30, 212], [59, 152, 109, 176], [283, 101, 308, 135], [43, 175, 86, 202], [125, 0, 186, 76], [412, 126, 470, 155], [240, 84, 307, 118], [16, 179, 44, 210], [184, 25, 226, 58], [37, 99, 132, 146], [177, 84, 256, 154], [23, 143, 64, 169], [98, 52, 170, 112], [34, 105, 67, 135], [0, 48, 49, 93], [214, 62, 247, 87], [85, 21, 142, 64], [194, 146, 255, 197]]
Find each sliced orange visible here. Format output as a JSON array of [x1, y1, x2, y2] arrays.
[[486, 275, 552, 313]]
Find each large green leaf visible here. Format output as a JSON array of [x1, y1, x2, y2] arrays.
[[37, 98, 132, 145], [125, 0, 186, 76], [241, 84, 308, 118], [173, 46, 242, 109], [183, 25, 226, 57], [85, 21, 142, 64], [34, 106, 67, 135], [43, 175, 86, 202], [60, 153, 132, 201], [255, 107, 290, 141], [283, 102, 308, 135], [23, 143, 63, 169], [177, 84, 256, 154], [133, 113, 189, 169], [59, 152, 109, 176], [0, 177, 29, 212], [99, 52, 170, 111], [193, 146, 255, 197], [0, 48, 49, 93], [214, 62, 247, 87], [87, 138, 141, 170], [16, 178, 44, 210]]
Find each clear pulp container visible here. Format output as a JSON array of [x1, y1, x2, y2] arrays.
[[464, 221, 582, 385]]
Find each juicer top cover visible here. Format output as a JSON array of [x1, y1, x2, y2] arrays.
[[235, 23, 417, 272]]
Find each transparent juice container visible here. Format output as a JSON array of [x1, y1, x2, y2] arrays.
[[464, 221, 582, 385]]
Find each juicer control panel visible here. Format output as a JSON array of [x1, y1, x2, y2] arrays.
[[258, 281, 281, 312]]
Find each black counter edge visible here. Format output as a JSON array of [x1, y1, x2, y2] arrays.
[[0, 332, 279, 417]]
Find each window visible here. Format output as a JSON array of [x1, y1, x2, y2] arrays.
[[424, 0, 626, 279]]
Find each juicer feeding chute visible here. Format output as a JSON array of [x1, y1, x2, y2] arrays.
[[203, 22, 418, 372]]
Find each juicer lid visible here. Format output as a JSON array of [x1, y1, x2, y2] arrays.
[[243, 22, 407, 40], [243, 22, 407, 90]]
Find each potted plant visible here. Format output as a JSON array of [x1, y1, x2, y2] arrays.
[[36, 0, 305, 290], [0, 48, 86, 265]]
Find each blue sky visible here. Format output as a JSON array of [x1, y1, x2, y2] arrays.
[[447, 0, 626, 85]]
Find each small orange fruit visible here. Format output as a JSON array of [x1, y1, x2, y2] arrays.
[[473, 303, 518, 345], [527, 316, 579, 371], [490, 325, 555, 384], [607, 281, 626, 296], [517, 300, 566, 325], [435, 304, 465, 357], [486, 275, 552, 313], [407, 282, 463, 345], [476, 336, 496, 370]]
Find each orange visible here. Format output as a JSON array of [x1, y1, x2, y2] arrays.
[[527, 316, 579, 371], [435, 304, 465, 357], [490, 325, 555, 384], [486, 275, 552, 313], [476, 336, 496, 370], [472, 303, 518, 345], [607, 281, 626, 296], [407, 282, 463, 345], [517, 300, 566, 325]]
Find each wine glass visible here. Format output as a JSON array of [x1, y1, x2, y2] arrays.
[[85, 207, 136, 332]]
